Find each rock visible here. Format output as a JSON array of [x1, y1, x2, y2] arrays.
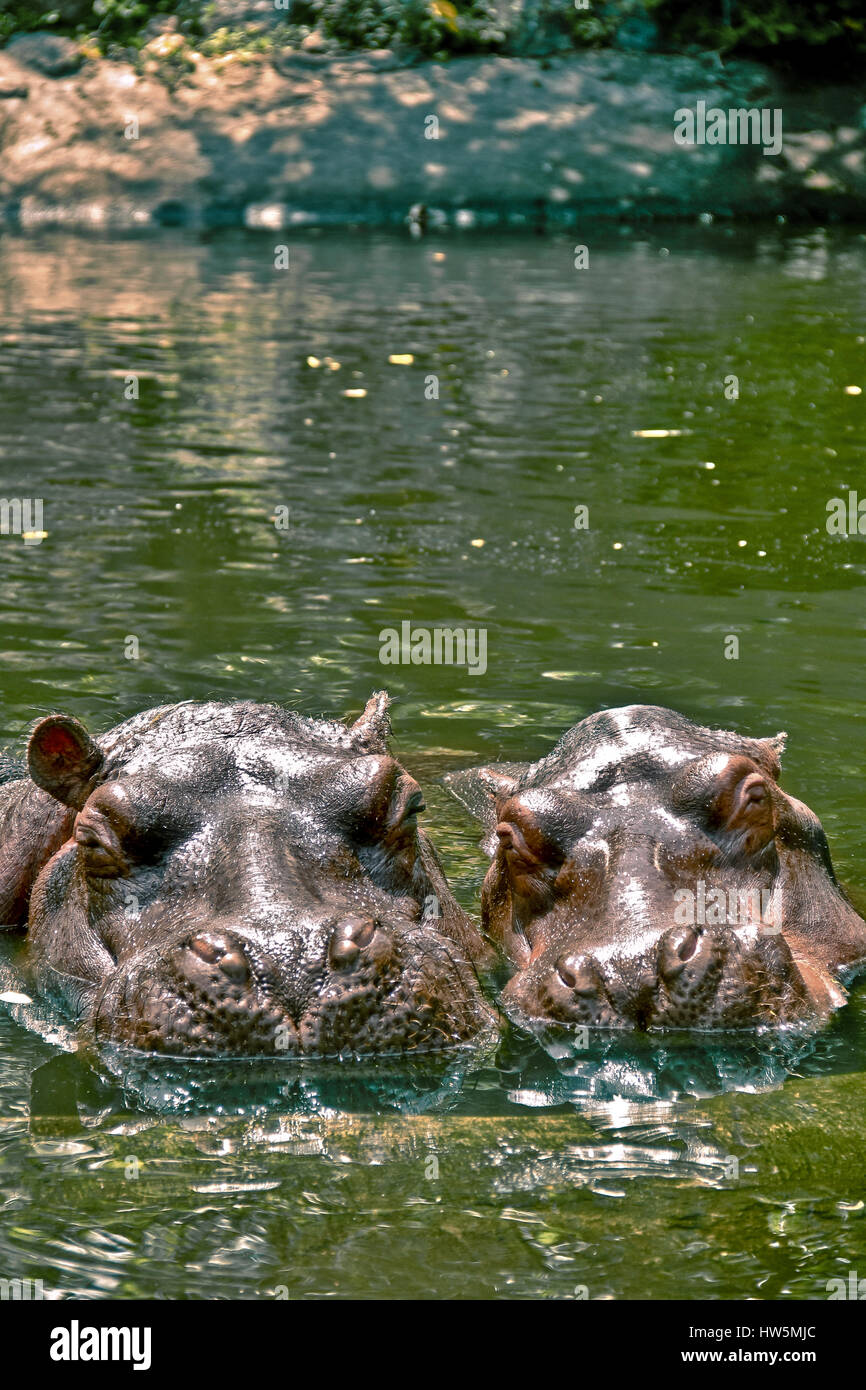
[[0, 54, 30, 99], [335, 48, 413, 74], [273, 51, 331, 72], [301, 30, 327, 54], [142, 33, 188, 61], [363, 48, 409, 71], [5, 32, 83, 78], [0, 50, 861, 229]]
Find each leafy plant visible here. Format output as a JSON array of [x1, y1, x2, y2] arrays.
[[285, 1, 508, 55], [647, 0, 866, 69], [1, 0, 863, 68], [0, 0, 202, 46]]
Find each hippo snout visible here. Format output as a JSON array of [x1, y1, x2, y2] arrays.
[[509, 941, 672, 1029], [504, 922, 818, 1031], [88, 904, 490, 1058]]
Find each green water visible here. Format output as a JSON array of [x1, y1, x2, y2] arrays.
[[1, 225, 866, 1300]]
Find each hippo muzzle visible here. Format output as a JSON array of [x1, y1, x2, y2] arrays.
[[89, 907, 487, 1057], [504, 921, 836, 1031]]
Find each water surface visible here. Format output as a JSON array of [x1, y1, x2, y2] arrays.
[[1, 225, 865, 1299]]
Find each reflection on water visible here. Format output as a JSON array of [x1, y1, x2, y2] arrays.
[[5, 996, 866, 1300], [504, 1021, 825, 1104], [2, 226, 866, 1298]]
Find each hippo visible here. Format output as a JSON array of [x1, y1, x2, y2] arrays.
[[0, 694, 495, 1057], [446, 705, 866, 1031]]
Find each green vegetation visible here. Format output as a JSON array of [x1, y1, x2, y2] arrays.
[[652, 0, 865, 70], [1, 0, 863, 71]]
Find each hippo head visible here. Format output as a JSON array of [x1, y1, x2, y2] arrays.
[[447, 705, 866, 1031], [15, 695, 493, 1056]]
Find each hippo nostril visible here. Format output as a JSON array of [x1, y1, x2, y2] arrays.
[[555, 953, 600, 996], [557, 959, 576, 989], [188, 933, 226, 964], [328, 915, 380, 969], [218, 949, 250, 984], [660, 925, 710, 984], [180, 932, 252, 991], [677, 929, 699, 962], [330, 936, 360, 967]]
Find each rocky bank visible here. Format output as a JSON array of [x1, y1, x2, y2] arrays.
[[0, 35, 863, 230]]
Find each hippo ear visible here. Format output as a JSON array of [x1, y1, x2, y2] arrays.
[[28, 715, 104, 810], [757, 732, 786, 780], [348, 691, 392, 753], [443, 764, 527, 852]]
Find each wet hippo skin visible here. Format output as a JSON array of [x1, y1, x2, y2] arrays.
[[446, 704, 866, 1031], [0, 694, 495, 1057]]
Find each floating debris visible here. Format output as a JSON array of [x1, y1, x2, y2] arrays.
[[388, 354, 414, 365], [632, 428, 684, 438], [0, 990, 32, 1005], [343, 388, 367, 398]]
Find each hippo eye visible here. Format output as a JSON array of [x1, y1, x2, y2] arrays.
[[494, 805, 565, 912], [74, 813, 127, 878], [673, 756, 776, 860], [495, 795, 569, 870], [496, 820, 544, 870], [338, 756, 425, 842], [74, 779, 196, 871], [709, 769, 772, 840]]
